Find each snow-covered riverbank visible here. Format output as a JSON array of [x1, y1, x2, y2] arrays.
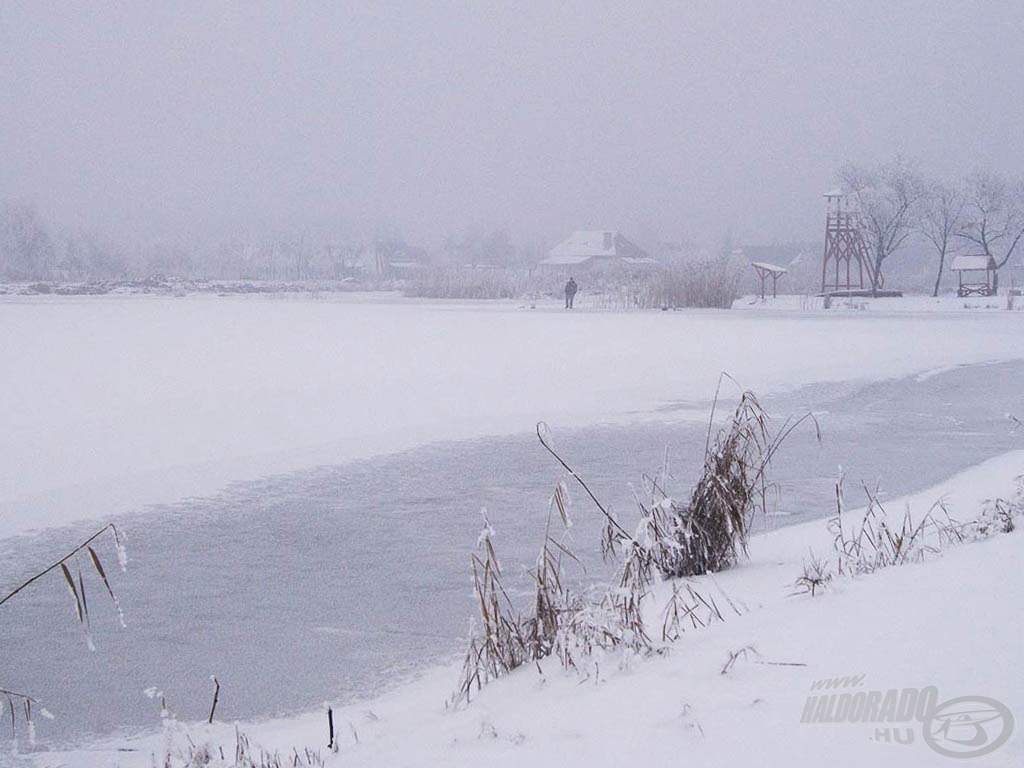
[[32, 450, 1022, 768]]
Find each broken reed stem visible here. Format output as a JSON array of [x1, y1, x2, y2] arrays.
[[0, 688, 37, 703], [536, 422, 632, 542], [0, 523, 121, 609], [1, 687, 41, 740], [703, 371, 736, 457]]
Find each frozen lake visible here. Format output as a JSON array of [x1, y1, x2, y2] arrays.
[[4, 294, 1023, 539], [1, 359, 1021, 749]]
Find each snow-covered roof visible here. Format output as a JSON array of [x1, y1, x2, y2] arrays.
[[751, 261, 787, 275], [547, 231, 648, 260], [951, 254, 995, 272], [540, 255, 591, 266]]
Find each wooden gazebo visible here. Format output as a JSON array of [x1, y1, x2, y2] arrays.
[[751, 262, 786, 299], [951, 254, 997, 297]]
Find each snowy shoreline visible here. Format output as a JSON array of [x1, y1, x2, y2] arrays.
[[28, 450, 1023, 768]]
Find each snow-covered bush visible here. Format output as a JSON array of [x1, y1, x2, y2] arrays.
[[582, 259, 742, 310], [824, 473, 1022, 578], [652, 258, 742, 309], [454, 492, 727, 705], [829, 483, 952, 575], [626, 390, 812, 578], [455, 392, 808, 704], [791, 551, 833, 596], [964, 477, 1023, 538]]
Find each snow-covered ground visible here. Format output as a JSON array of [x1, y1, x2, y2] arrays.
[[734, 292, 1024, 313], [3, 293, 1024, 539], [37, 450, 1023, 768]]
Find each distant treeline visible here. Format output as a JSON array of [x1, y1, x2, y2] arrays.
[[6, 158, 1022, 298], [0, 205, 542, 283]]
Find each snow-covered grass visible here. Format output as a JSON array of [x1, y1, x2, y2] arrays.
[[3, 293, 1024, 539], [37, 451, 1023, 768], [734, 292, 1024, 313]]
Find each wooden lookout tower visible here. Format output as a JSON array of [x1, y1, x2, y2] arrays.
[[821, 191, 878, 294]]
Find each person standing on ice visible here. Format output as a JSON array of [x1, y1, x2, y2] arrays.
[[564, 276, 578, 309]]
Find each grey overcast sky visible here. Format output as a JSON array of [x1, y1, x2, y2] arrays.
[[2, 1, 1022, 249]]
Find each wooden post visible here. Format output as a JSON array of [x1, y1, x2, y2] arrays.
[[208, 677, 220, 724]]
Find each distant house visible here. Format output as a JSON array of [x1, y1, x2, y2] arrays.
[[540, 231, 657, 271], [359, 240, 429, 277]]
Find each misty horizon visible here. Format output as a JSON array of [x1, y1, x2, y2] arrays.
[[3, 2, 1023, 252]]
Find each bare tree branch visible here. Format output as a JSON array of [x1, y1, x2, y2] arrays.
[[840, 156, 925, 293], [958, 171, 1024, 288], [919, 181, 965, 296]]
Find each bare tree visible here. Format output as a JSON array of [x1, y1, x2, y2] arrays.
[[840, 157, 925, 294], [919, 181, 965, 297], [57, 230, 129, 281], [0, 202, 55, 281], [958, 170, 1024, 293], [143, 242, 195, 278], [479, 229, 515, 267]]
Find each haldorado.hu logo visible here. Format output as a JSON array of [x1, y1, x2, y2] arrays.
[[799, 675, 1014, 759]]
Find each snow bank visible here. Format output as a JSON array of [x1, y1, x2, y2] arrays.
[[3, 294, 1024, 538], [38, 451, 1023, 767], [734, 292, 1024, 313]]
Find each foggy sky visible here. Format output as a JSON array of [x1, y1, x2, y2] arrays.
[[2, 1, 1023, 250]]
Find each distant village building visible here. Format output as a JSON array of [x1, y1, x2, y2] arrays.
[[540, 231, 657, 271], [359, 240, 429, 277]]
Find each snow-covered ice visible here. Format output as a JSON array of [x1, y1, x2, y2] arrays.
[[3, 293, 1024, 538]]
